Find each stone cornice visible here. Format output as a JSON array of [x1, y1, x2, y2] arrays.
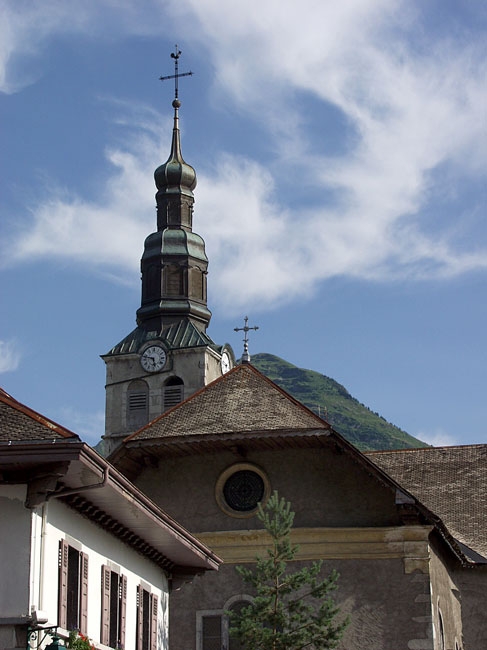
[[196, 526, 433, 574]]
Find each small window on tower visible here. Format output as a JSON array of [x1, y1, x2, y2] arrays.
[[127, 380, 149, 428], [163, 377, 184, 410], [166, 264, 182, 296]]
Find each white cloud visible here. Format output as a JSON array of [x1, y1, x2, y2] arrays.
[[2, 124, 161, 280], [1, 1, 486, 310], [415, 428, 460, 448], [0, 339, 21, 373]]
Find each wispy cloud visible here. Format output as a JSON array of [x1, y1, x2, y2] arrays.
[[2, 0, 486, 311], [0, 340, 21, 373], [416, 428, 460, 447]]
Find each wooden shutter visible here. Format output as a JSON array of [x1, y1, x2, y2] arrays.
[[150, 594, 158, 650], [79, 552, 89, 635], [101, 565, 111, 645], [119, 575, 127, 648], [137, 586, 143, 650], [58, 540, 69, 629]]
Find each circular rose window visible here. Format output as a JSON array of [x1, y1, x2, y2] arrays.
[[216, 463, 270, 518]]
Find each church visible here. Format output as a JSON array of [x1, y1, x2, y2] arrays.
[[99, 60, 487, 650], [2, 53, 485, 650]]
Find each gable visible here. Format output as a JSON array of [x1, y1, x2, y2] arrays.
[[124, 363, 329, 442]]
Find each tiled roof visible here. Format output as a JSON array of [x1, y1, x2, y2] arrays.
[[128, 363, 330, 441], [367, 445, 487, 559], [0, 389, 79, 442], [105, 320, 220, 356]]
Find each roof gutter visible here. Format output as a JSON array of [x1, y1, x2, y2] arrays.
[[46, 465, 109, 500]]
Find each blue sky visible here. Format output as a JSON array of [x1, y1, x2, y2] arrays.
[[1, 0, 486, 447]]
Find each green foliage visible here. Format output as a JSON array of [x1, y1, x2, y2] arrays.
[[251, 353, 425, 451], [230, 491, 349, 650]]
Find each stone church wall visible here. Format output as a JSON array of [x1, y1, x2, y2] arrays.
[[172, 557, 435, 650], [133, 445, 440, 648], [456, 564, 487, 649], [136, 446, 402, 532]]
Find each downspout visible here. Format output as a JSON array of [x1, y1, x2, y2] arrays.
[[39, 503, 48, 611]]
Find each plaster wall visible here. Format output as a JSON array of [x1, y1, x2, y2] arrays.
[[170, 557, 435, 650], [428, 540, 463, 649], [0, 485, 31, 618], [34, 498, 169, 649], [135, 447, 402, 532], [133, 446, 435, 649], [456, 565, 487, 649]]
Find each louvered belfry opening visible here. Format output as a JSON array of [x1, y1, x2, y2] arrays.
[[127, 380, 149, 428], [163, 376, 184, 410]]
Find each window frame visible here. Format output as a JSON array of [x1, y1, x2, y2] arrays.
[[197, 596, 253, 650], [136, 584, 158, 650], [101, 565, 127, 648], [58, 539, 88, 634]]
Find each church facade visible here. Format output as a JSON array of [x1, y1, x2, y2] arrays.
[[103, 65, 486, 649], [110, 365, 486, 650]]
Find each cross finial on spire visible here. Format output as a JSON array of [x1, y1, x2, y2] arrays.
[[234, 316, 259, 364], [159, 45, 193, 102]]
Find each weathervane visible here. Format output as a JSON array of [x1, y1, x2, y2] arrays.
[[159, 45, 193, 101], [234, 316, 259, 364]]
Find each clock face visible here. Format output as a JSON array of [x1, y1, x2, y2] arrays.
[[140, 345, 167, 373], [221, 351, 231, 374]]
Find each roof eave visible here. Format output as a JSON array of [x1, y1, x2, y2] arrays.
[[0, 440, 221, 573]]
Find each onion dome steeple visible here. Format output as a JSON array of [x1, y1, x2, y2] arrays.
[[154, 98, 197, 230], [136, 52, 211, 333]]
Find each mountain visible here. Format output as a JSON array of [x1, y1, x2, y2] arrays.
[[250, 353, 425, 451]]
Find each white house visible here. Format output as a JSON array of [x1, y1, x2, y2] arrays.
[[0, 388, 221, 650]]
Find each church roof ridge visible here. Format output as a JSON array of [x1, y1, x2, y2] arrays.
[[366, 442, 487, 455]]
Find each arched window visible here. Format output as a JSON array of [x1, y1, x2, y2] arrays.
[[127, 380, 149, 428], [163, 376, 184, 410], [197, 596, 252, 650], [227, 600, 250, 650]]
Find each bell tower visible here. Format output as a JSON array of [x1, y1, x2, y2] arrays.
[[102, 49, 234, 455]]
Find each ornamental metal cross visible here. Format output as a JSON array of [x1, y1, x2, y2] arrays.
[[159, 45, 193, 99], [234, 316, 259, 363]]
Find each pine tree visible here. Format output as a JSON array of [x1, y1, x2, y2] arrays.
[[229, 491, 349, 650]]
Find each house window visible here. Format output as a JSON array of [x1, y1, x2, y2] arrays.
[[198, 599, 251, 650], [101, 566, 127, 648], [127, 380, 149, 428], [163, 377, 184, 410], [201, 615, 222, 650], [137, 585, 158, 650], [58, 540, 88, 634]]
